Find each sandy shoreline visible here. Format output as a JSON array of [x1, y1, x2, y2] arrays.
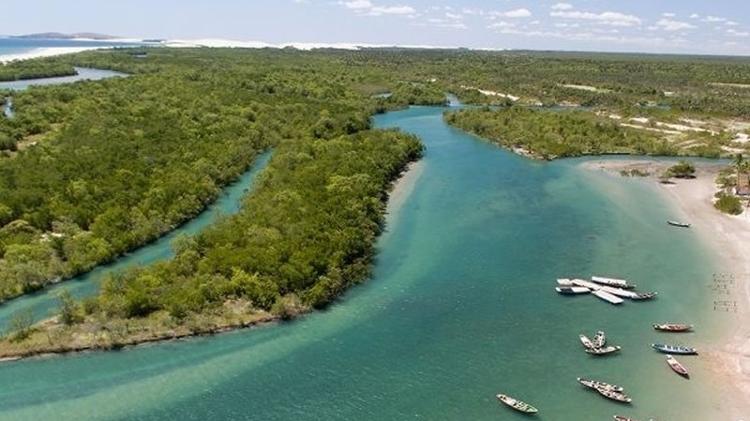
[[0, 47, 104, 63], [581, 159, 750, 417]]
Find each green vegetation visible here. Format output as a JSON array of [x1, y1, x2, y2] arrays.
[[444, 107, 670, 159], [715, 192, 743, 215], [667, 161, 697, 179], [0, 59, 76, 82]]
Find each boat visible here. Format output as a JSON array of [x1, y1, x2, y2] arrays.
[[579, 334, 595, 349], [596, 387, 632, 403], [571, 278, 601, 290], [667, 220, 691, 228], [592, 289, 625, 305], [591, 276, 635, 289], [666, 355, 689, 378], [599, 285, 638, 299], [496, 394, 538, 414], [653, 323, 693, 332], [585, 345, 621, 356], [557, 278, 574, 286], [593, 331, 606, 348], [631, 292, 658, 301], [613, 416, 640, 421], [577, 377, 624, 393], [651, 343, 698, 355], [556, 286, 590, 295]]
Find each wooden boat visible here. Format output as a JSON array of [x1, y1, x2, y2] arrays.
[[613, 416, 640, 421], [585, 345, 621, 356], [653, 323, 693, 332], [596, 387, 632, 403], [571, 279, 601, 290], [592, 289, 624, 305], [579, 334, 595, 349], [591, 276, 635, 289], [666, 355, 689, 378], [651, 343, 698, 355], [556, 286, 590, 295], [496, 394, 538, 414], [593, 331, 606, 348], [631, 292, 658, 301], [667, 220, 691, 228], [577, 377, 624, 393], [599, 285, 638, 299], [557, 278, 574, 286]]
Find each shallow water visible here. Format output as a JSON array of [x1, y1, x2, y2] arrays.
[[0, 106, 729, 420], [0, 67, 127, 91]]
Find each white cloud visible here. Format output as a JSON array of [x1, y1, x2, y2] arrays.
[[445, 12, 462, 20], [725, 21, 739, 26], [550, 10, 642, 27], [704, 16, 727, 23], [689, 13, 700, 19], [339, 1, 415, 16], [551, 3, 573, 11], [662, 12, 675, 17], [656, 18, 696, 31], [490, 8, 532, 19], [341, 0, 372, 9], [488, 21, 516, 29], [727, 28, 750, 37]]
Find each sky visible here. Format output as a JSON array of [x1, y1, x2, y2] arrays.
[[4, 0, 750, 55]]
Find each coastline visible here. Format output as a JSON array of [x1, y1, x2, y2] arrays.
[[580, 159, 750, 417], [0, 156, 425, 362], [0, 47, 103, 63]]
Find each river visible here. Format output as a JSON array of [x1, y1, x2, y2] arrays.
[[0, 105, 730, 420]]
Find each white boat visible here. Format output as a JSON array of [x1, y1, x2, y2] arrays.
[[585, 345, 621, 355], [591, 276, 634, 289], [579, 334, 595, 349], [557, 278, 574, 286], [571, 279, 601, 290], [556, 286, 590, 295], [598, 285, 638, 299], [593, 331, 606, 348], [592, 289, 624, 305]]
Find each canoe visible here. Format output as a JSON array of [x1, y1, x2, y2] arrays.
[[591, 276, 635, 289], [577, 377, 624, 393], [613, 416, 640, 421], [592, 289, 625, 305], [599, 285, 638, 299], [667, 220, 691, 228], [556, 286, 590, 295], [593, 331, 606, 348], [571, 279, 601, 290], [666, 355, 689, 378], [557, 278, 574, 286], [585, 345, 621, 356], [652, 343, 698, 355], [579, 334, 595, 349], [596, 387, 632, 403], [653, 323, 693, 332], [496, 393, 538, 414], [631, 292, 658, 301]]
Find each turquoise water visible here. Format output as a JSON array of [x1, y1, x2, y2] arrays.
[[0, 152, 271, 329], [0, 106, 730, 420]]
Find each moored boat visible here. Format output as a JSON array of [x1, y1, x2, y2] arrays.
[[667, 220, 691, 228], [591, 276, 634, 289], [593, 331, 606, 348], [666, 355, 689, 378], [592, 289, 625, 305], [596, 387, 632, 403], [571, 278, 601, 290], [613, 416, 640, 421], [496, 393, 538, 414], [585, 345, 621, 356], [631, 292, 657, 301], [651, 343, 697, 355], [556, 286, 590, 295], [557, 278, 574, 286], [599, 285, 638, 299], [579, 334, 595, 349], [577, 377, 624, 392], [653, 323, 693, 332]]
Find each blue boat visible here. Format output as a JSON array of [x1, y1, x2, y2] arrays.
[[651, 343, 698, 355]]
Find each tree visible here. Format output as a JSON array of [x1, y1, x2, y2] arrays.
[[7, 309, 34, 341], [58, 289, 83, 325], [667, 161, 696, 179]]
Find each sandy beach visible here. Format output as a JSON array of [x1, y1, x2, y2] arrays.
[[0, 47, 103, 63], [582, 159, 750, 418]]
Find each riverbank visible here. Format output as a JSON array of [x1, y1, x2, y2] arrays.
[[0, 155, 425, 361], [580, 159, 750, 417]]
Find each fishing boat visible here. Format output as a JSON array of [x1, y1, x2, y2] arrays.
[[666, 355, 689, 378], [577, 377, 624, 393], [496, 394, 538, 414], [599, 285, 638, 299], [593, 331, 606, 348], [592, 289, 624, 305], [631, 292, 658, 301], [667, 220, 691, 228], [653, 323, 693, 332], [556, 286, 590, 295], [579, 334, 595, 349], [585, 345, 621, 356], [571, 278, 601, 290], [557, 278, 574, 286], [613, 416, 641, 421], [596, 387, 632, 403], [592, 276, 635, 289], [651, 343, 698, 355]]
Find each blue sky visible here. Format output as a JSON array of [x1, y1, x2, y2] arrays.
[[5, 1, 750, 55]]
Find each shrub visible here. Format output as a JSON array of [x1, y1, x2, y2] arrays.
[[715, 192, 743, 215]]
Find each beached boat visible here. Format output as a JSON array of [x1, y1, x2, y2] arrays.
[[496, 394, 538, 414], [591, 276, 635, 289], [577, 377, 624, 393], [585, 345, 621, 356], [556, 286, 590, 295], [579, 334, 595, 349], [666, 355, 689, 378], [653, 323, 693, 332], [596, 387, 632, 403], [592, 289, 624, 305], [593, 331, 606, 348], [667, 220, 691, 228], [651, 343, 698, 355], [631, 292, 658, 301]]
